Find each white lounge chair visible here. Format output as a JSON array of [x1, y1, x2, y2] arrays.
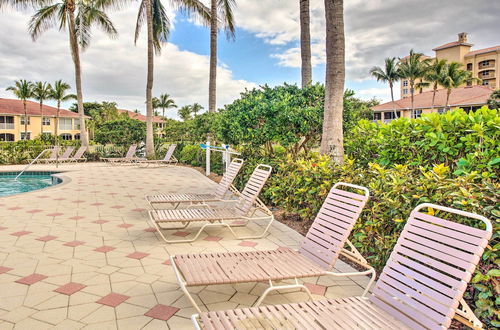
[[137, 144, 178, 167], [61, 146, 87, 163], [102, 144, 137, 165]]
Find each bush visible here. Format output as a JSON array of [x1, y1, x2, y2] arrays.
[[0, 139, 79, 164], [94, 119, 146, 145]]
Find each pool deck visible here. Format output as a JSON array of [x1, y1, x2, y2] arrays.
[[0, 163, 370, 329]]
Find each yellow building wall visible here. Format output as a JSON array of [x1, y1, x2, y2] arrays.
[[1, 115, 82, 141], [465, 51, 499, 89]]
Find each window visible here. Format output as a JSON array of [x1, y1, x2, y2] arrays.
[[482, 70, 490, 77], [373, 113, 382, 120], [482, 80, 489, 86], [59, 118, 72, 130], [438, 108, 445, 114], [466, 63, 472, 71], [20, 132, 31, 140], [60, 133, 72, 141], [20, 116, 30, 125], [74, 133, 80, 140], [0, 133, 14, 141], [403, 80, 408, 87], [403, 88, 408, 95], [413, 110, 422, 118], [42, 117, 51, 126], [0, 116, 14, 129], [74, 119, 80, 130]]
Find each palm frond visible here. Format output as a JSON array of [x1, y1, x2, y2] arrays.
[[134, 0, 147, 45], [151, 0, 170, 54], [171, 0, 210, 24], [28, 3, 61, 41], [218, 0, 235, 40]]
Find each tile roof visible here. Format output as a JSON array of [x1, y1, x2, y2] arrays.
[[372, 85, 494, 111], [432, 41, 473, 51], [0, 98, 80, 118], [465, 45, 500, 57], [117, 109, 165, 123]]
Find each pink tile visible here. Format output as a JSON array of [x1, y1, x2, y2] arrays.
[[144, 227, 156, 232], [0, 226, 7, 231], [90, 203, 103, 206], [118, 224, 134, 229], [54, 282, 86, 295], [54, 198, 66, 201], [95, 246, 115, 253], [131, 208, 145, 212], [110, 205, 124, 209], [64, 240, 85, 247], [203, 236, 222, 242], [36, 235, 58, 242], [0, 266, 13, 274], [93, 220, 109, 224], [69, 216, 85, 220], [46, 212, 64, 217], [16, 274, 47, 285], [11, 231, 32, 237], [172, 231, 190, 237], [96, 293, 130, 307], [127, 252, 149, 260], [238, 241, 258, 247], [162, 259, 171, 265], [7, 207, 22, 210], [145, 304, 179, 321], [72, 200, 84, 203], [304, 282, 326, 296], [26, 209, 43, 214]]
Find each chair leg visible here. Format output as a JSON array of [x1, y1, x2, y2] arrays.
[[254, 278, 313, 307], [170, 256, 204, 314], [225, 215, 274, 240]]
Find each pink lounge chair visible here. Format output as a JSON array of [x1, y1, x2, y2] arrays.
[[56, 146, 75, 162], [137, 144, 178, 167], [148, 164, 273, 243], [191, 203, 492, 330], [63, 146, 87, 163], [170, 183, 375, 314], [145, 158, 244, 209], [102, 144, 137, 164], [33, 146, 59, 164]]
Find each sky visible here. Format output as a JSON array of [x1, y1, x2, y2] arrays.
[[0, 0, 499, 119]]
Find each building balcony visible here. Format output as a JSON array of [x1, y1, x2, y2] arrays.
[[0, 123, 15, 129], [478, 60, 495, 70], [478, 70, 495, 79]]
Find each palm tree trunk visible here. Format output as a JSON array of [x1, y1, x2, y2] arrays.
[[145, 0, 155, 157], [55, 102, 60, 167], [208, 0, 217, 113], [410, 81, 415, 118], [40, 101, 44, 136], [299, 0, 312, 87], [23, 100, 28, 138], [67, 5, 89, 147], [320, 0, 345, 164], [446, 89, 451, 110], [389, 81, 397, 118], [431, 84, 437, 110]]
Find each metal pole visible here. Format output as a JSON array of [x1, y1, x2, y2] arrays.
[[205, 140, 210, 176]]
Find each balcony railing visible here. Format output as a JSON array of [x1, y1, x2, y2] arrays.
[[0, 123, 15, 129], [478, 61, 495, 70]]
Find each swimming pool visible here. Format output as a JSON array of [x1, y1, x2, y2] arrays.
[[0, 172, 62, 197]]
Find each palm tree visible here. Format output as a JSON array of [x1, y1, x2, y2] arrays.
[[6, 80, 32, 139], [208, 0, 236, 112], [320, 0, 344, 163], [398, 49, 431, 118], [153, 93, 176, 118], [8, 0, 120, 147], [178, 105, 192, 121], [487, 90, 500, 109], [190, 103, 203, 116], [31, 81, 53, 136], [422, 58, 448, 110], [135, 0, 209, 157], [440, 62, 479, 111], [299, 0, 312, 87], [50, 80, 76, 165], [369, 57, 400, 118]]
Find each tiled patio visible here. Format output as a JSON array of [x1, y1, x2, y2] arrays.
[[0, 163, 370, 329]]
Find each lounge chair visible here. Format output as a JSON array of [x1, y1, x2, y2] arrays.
[[171, 182, 374, 314], [31, 146, 59, 164], [145, 158, 244, 209], [38, 146, 74, 164], [191, 203, 492, 330], [137, 144, 178, 167], [66, 146, 87, 163], [147, 164, 273, 243], [56, 146, 75, 162], [102, 144, 137, 164]]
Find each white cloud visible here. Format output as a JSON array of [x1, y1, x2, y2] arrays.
[[0, 3, 255, 119]]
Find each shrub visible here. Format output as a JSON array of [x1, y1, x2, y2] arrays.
[[94, 119, 146, 145]]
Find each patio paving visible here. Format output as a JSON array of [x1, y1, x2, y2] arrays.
[[0, 163, 370, 329]]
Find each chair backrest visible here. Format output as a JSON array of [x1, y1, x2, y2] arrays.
[[298, 182, 369, 270], [235, 164, 272, 214], [48, 146, 60, 159], [214, 158, 244, 199], [369, 203, 492, 330], [60, 146, 75, 159], [163, 144, 177, 161], [125, 145, 137, 158], [72, 146, 87, 159]]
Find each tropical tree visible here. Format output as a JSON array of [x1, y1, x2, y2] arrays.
[[208, 0, 236, 112], [50, 80, 76, 164], [153, 93, 176, 118], [369, 57, 400, 118], [398, 49, 431, 117], [6, 79, 32, 138], [487, 89, 500, 109], [422, 58, 448, 110], [440, 62, 478, 110], [320, 0, 345, 163], [5, 0, 120, 147], [31, 81, 53, 136], [299, 0, 312, 87], [135, 0, 209, 157], [178, 105, 192, 121], [190, 102, 203, 116]]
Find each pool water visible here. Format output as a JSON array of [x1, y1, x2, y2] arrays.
[[0, 172, 61, 197]]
